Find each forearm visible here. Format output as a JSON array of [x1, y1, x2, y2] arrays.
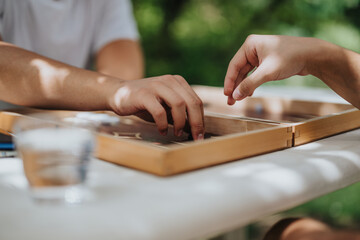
[[0, 41, 122, 110], [307, 40, 360, 108], [96, 40, 144, 80], [0, 41, 205, 139]]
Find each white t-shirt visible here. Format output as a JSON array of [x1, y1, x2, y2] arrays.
[[0, 0, 139, 68]]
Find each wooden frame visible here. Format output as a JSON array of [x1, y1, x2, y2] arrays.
[[0, 109, 292, 176], [2, 86, 355, 176], [193, 85, 360, 146]]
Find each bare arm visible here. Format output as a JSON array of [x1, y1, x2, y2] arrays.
[[224, 35, 360, 109], [264, 218, 360, 240], [0, 41, 204, 139], [96, 39, 144, 80], [308, 41, 360, 108], [0, 41, 115, 110]]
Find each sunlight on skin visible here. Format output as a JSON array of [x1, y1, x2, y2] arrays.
[[97, 76, 107, 84], [114, 86, 131, 99], [113, 86, 131, 112], [30, 59, 70, 99]]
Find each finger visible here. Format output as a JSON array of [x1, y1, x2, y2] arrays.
[[227, 63, 253, 105], [224, 46, 247, 97], [143, 96, 169, 135], [173, 75, 203, 106], [227, 96, 236, 105], [172, 75, 205, 122], [233, 60, 274, 100], [187, 103, 205, 141], [171, 76, 205, 140], [154, 84, 187, 137]]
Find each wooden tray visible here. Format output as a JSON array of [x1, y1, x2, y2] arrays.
[[0, 108, 292, 176], [193, 85, 360, 146]]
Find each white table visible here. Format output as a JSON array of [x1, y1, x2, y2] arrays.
[[1, 87, 359, 240]]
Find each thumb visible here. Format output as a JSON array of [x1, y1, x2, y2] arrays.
[[232, 61, 274, 100]]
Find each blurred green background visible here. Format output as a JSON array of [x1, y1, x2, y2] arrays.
[[133, 0, 360, 88], [132, 0, 360, 238]]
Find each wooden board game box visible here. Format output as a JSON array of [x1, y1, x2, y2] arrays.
[[0, 108, 292, 176], [193, 85, 360, 146], [1, 85, 358, 176]]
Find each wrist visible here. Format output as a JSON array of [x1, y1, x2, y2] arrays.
[[305, 38, 344, 78], [98, 76, 126, 112]]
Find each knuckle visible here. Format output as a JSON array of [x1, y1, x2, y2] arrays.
[[162, 75, 178, 84], [174, 75, 186, 82], [137, 87, 150, 96], [150, 80, 163, 88], [229, 57, 237, 66], [162, 74, 172, 79], [191, 97, 203, 107], [159, 75, 172, 82], [228, 61, 236, 71], [246, 34, 258, 43], [170, 75, 180, 82], [229, 58, 242, 72], [153, 108, 166, 119], [174, 99, 185, 108]]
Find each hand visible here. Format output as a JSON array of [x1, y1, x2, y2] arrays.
[[224, 35, 325, 105], [108, 75, 205, 140]]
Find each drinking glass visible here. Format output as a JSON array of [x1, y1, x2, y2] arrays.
[[13, 114, 95, 204]]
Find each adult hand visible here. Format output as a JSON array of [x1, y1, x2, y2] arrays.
[[224, 35, 324, 105], [0, 42, 204, 140], [108, 75, 205, 140]]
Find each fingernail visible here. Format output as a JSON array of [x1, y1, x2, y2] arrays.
[[233, 91, 244, 100], [177, 130, 183, 137], [160, 130, 168, 136], [197, 133, 204, 140]]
